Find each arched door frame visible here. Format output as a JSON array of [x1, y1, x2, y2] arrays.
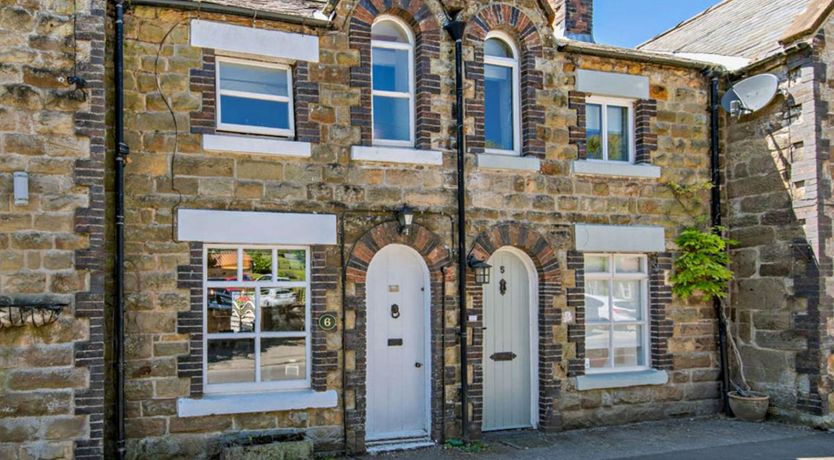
[[344, 221, 452, 453], [486, 246, 540, 429], [365, 243, 433, 440], [465, 222, 562, 436]]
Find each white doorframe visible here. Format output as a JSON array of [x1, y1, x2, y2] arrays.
[[365, 244, 432, 441], [490, 246, 539, 429]]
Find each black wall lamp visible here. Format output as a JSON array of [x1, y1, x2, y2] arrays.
[[397, 205, 415, 235], [468, 255, 492, 285]]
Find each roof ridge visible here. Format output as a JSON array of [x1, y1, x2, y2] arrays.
[[636, 0, 735, 49], [779, 0, 834, 44]]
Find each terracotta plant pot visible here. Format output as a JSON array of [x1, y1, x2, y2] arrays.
[[728, 391, 769, 422]]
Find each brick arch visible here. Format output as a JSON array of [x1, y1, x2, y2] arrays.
[[466, 222, 561, 435], [344, 221, 452, 453], [348, 0, 443, 149], [464, 4, 546, 158]]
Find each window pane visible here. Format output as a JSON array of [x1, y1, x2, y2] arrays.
[[277, 249, 306, 281], [261, 337, 306, 382], [615, 256, 644, 273], [207, 288, 256, 334], [585, 325, 610, 369], [586, 103, 602, 160], [585, 279, 610, 322], [584, 255, 609, 273], [484, 63, 514, 151], [207, 339, 255, 384], [206, 288, 256, 334], [372, 47, 409, 92], [219, 62, 288, 96], [373, 95, 410, 141], [220, 96, 290, 130], [207, 248, 237, 281], [372, 20, 409, 43], [612, 280, 642, 321], [607, 105, 629, 162], [485, 37, 513, 58], [243, 249, 272, 281], [260, 287, 306, 332], [613, 324, 644, 367]]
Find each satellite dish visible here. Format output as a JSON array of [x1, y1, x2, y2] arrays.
[[721, 73, 779, 117]]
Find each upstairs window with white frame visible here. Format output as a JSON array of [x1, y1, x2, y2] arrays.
[[371, 17, 414, 146], [585, 96, 635, 162], [216, 58, 294, 137], [204, 246, 310, 394], [584, 254, 650, 373], [484, 33, 520, 155]]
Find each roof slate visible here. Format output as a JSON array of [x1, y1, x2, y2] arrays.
[[638, 0, 817, 63]]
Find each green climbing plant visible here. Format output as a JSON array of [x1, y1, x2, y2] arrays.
[[670, 227, 734, 300], [665, 181, 753, 395]]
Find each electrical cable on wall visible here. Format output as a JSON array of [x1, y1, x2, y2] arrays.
[[154, 19, 188, 241]]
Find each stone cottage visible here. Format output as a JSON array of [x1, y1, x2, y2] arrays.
[[7, 0, 821, 458], [641, 0, 834, 429]]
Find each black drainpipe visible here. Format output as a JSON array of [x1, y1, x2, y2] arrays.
[[443, 15, 468, 441], [114, 0, 128, 457], [708, 73, 731, 415]]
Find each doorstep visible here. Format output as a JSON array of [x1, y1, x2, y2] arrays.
[[365, 437, 435, 455]]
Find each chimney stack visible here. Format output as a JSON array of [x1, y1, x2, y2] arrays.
[[554, 0, 594, 43]]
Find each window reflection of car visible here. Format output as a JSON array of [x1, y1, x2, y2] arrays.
[[584, 294, 638, 321], [255, 274, 291, 282], [261, 288, 297, 307]]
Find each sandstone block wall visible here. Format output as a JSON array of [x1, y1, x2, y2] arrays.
[[0, 0, 106, 458], [724, 16, 834, 426], [108, 0, 717, 457], [0, 0, 704, 458]]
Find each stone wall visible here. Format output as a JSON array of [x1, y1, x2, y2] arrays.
[[118, 0, 717, 456], [723, 17, 834, 426], [813, 12, 834, 424], [0, 0, 107, 459]]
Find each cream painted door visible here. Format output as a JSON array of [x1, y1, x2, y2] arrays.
[[483, 248, 532, 431], [366, 244, 430, 441]]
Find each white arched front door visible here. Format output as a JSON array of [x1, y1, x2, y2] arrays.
[[482, 247, 538, 431], [366, 244, 431, 442]]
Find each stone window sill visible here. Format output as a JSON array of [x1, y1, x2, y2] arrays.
[[177, 389, 337, 417], [476, 153, 541, 172], [350, 145, 443, 165], [576, 369, 668, 391], [572, 160, 661, 179], [203, 133, 312, 158]]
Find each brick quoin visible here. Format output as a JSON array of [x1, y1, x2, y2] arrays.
[[72, 1, 107, 458]]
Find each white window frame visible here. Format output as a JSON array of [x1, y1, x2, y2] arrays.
[[484, 31, 521, 156], [584, 95, 636, 163], [371, 16, 415, 147], [583, 253, 650, 374], [215, 57, 295, 138], [203, 245, 311, 394]]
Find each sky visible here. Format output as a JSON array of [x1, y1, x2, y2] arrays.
[[594, 0, 723, 48]]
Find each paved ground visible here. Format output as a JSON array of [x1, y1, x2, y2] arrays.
[[360, 416, 834, 460]]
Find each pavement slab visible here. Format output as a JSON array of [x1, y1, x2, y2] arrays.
[[358, 416, 834, 460]]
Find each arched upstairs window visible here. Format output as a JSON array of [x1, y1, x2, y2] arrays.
[[371, 17, 415, 146], [484, 33, 520, 155]]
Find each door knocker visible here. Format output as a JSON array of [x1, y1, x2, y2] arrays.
[[499, 279, 507, 296], [391, 304, 400, 319]]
